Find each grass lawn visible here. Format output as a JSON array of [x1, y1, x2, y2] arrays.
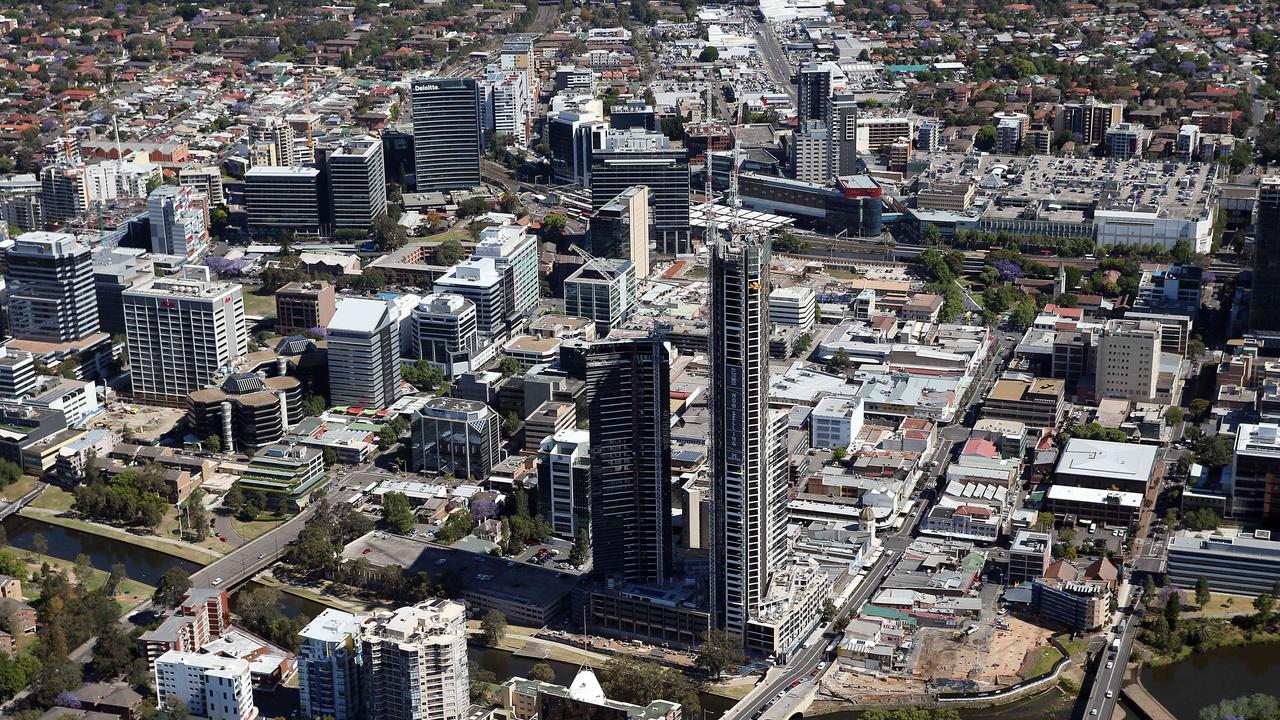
[[1057, 635, 1092, 661], [156, 506, 229, 556], [14, 548, 154, 613], [1187, 591, 1253, 618], [409, 228, 472, 245], [29, 485, 75, 512], [0, 476, 43, 502], [242, 291, 277, 318], [684, 266, 707, 279], [18, 508, 219, 565], [231, 517, 286, 542], [1027, 645, 1066, 678], [704, 680, 756, 700], [828, 267, 864, 280]]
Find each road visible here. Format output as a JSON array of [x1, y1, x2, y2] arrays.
[[0, 482, 47, 520], [1081, 595, 1143, 720], [750, 19, 797, 103]]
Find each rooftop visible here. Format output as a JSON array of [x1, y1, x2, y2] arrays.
[[1055, 438, 1158, 485]]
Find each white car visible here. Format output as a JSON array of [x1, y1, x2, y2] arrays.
[[1106, 691, 1114, 699], [211, 577, 223, 587], [1106, 661, 1114, 669]]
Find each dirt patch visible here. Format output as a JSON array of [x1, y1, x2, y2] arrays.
[[910, 616, 1054, 688]]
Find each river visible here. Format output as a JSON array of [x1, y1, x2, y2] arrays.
[[1141, 642, 1280, 719], [2, 514, 200, 583]]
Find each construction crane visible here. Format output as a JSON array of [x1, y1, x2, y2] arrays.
[[303, 74, 314, 153], [568, 243, 612, 274]]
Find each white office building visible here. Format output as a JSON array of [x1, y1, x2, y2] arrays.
[[300, 609, 365, 720], [124, 265, 248, 406], [539, 429, 591, 538], [433, 258, 507, 340], [327, 297, 403, 409], [473, 223, 539, 319], [564, 259, 635, 336], [810, 395, 864, 450], [147, 184, 210, 261], [1095, 318, 1161, 402], [360, 599, 469, 720], [768, 286, 816, 331], [154, 651, 258, 720], [413, 293, 483, 377]]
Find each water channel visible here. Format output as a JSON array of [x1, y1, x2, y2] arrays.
[[8, 515, 1278, 719]]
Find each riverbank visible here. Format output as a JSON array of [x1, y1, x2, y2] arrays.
[[13, 546, 154, 612], [1138, 614, 1280, 668], [18, 507, 221, 565]]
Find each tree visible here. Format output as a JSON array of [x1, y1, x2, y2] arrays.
[[1033, 511, 1055, 532], [159, 694, 190, 720], [205, 435, 222, 453], [1195, 435, 1234, 469], [1164, 589, 1182, 631], [695, 629, 745, 678], [500, 357, 521, 378], [529, 662, 556, 683], [185, 490, 209, 542], [481, 609, 507, 645], [90, 619, 133, 681], [74, 553, 93, 587], [1165, 407, 1184, 426], [458, 197, 492, 218], [541, 213, 568, 244], [569, 528, 589, 566], [434, 238, 465, 266], [503, 411, 521, 437], [698, 46, 719, 62], [1143, 574, 1157, 599], [1254, 593, 1275, 623], [382, 492, 417, 535], [153, 568, 192, 607], [1189, 398, 1212, 421], [598, 656, 701, 716], [1195, 577, 1211, 607], [831, 446, 847, 462], [975, 124, 997, 151], [922, 223, 942, 246], [370, 215, 408, 252], [105, 563, 128, 596]]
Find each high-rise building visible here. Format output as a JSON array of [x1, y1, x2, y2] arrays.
[[411, 78, 482, 192], [179, 166, 225, 206], [610, 103, 657, 132], [995, 113, 1027, 154], [360, 600, 469, 720], [709, 234, 787, 638], [1252, 177, 1280, 334], [326, 297, 403, 409], [433, 258, 507, 340], [92, 246, 154, 335], [154, 651, 259, 720], [1094, 318, 1161, 402], [1106, 122, 1144, 160], [299, 609, 364, 720], [147, 185, 210, 261], [124, 265, 248, 406], [326, 137, 388, 230], [590, 185, 651, 280], [916, 120, 942, 153], [0, 346, 37, 399], [410, 396, 501, 480], [797, 63, 834, 124], [1058, 100, 1123, 146], [546, 109, 608, 185], [39, 165, 88, 222], [473, 223, 540, 321], [244, 166, 321, 235], [482, 68, 531, 146], [792, 121, 832, 184], [413, 293, 481, 377], [591, 130, 690, 255], [5, 231, 100, 344], [564, 259, 635, 336], [538, 428, 591, 538], [1176, 124, 1201, 161], [248, 117, 297, 167], [830, 94, 860, 175], [564, 337, 673, 582], [275, 281, 337, 335]]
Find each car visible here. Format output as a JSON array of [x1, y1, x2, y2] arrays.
[[363, 548, 372, 554], [219, 535, 228, 542], [211, 577, 223, 586], [998, 608, 1009, 616], [1106, 662, 1114, 669], [809, 670, 818, 677], [790, 680, 801, 688], [1106, 691, 1114, 699], [776, 692, 785, 700], [435, 558, 448, 565], [257, 553, 266, 560], [1091, 710, 1099, 716]]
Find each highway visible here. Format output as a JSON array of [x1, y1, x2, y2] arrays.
[[750, 19, 797, 103]]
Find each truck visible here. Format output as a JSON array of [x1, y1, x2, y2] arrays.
[[1111, 638, 1121, 651]]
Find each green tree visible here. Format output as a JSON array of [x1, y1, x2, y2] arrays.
[[500, 356, 521, 377], [1189, 398, 1212, 421], [1165, 589, 1182, 631], [1195, 577, 1211, 607], [434, 238, 465, 266], [598, 656, 701, 716], [831, 446, 847, 462], [1165, 407, 1184, 426], [1034, 511, 1056, 532], [1143, 574, 1157, 599], [382, 492, 417, 535], [541, 213, 568, 244], [205, 434, 222, 453], [1255, 593, 1275, 623], [529, 662, 556, 683], [481, 609, 507, 645], [698, 46, 719, 62], [370, 215, 408, 252], [569, 528, 590, 566], [90, 619, 133, 681], [185, 490, 209, 541], [159, 693, 190, 720], [153, 567, 192, 607], [694, 628, 745, 678], [975, 124, 997, 151], [32, 533, 47, 556], [503, 411, 521, 437], [105, 562, 128, 596]]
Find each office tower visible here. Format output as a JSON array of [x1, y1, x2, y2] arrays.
[[473, 223, 540, 319], [1253, 177, 1280, 333], [854, 117, 915, 154], [1027, 125, 1053, 154], [381, 127, 415, 188], [591, 130, 690, 255], [1094, 318, 1161, 402], [5, 231, 100, 344], [187, 374, 302, 452], [564, 259, 635, 336], [538, 428, 591, 538], [124, 265, 248, 406], [0, 345, 37, 398], [411, 78, 482, 192], [433, 258, 507, 340], [1230, 423, 1280, 521], [92, 246, 154, 335], [792, 120, 832, 184], [153, 651, 258, 720], [360, 599, 469, 720], [327, 297, 402, 408], [299, 609, 364, 720], [797, 63, 833, 124], [179, 166, 225, 206], [275, 281, 336, 335], [248, 116, 296, 166], [1106, 123, 1144, 160], [327, 137, 388, 230], [830, 94, 860, 175], [565, 337, 672, 582], [1058, 100, 1123, 146], [590, 185, 650, 280], [768, 286, 816, 330], [610, 103, 657, 131], [244, 166, 321, 235], [38, 165, 88, 222], [708, 233, 790, 641], [0, 173, 43, 230], [147, 185, 210, 261], [547, 109, 608, 184], [410, 396, 501, 479], [413, 294, 480, 377]]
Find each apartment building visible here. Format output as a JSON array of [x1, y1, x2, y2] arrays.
[[1095, 319, 1161, 402], [154, 651, 258, 720], [360, 600, 469, 720]]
